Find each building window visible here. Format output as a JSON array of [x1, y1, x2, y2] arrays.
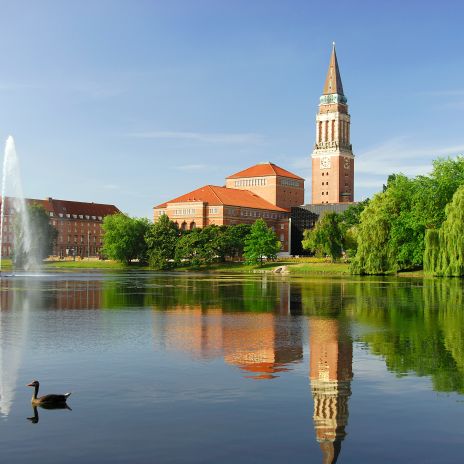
[[174, 208, 195, 216], [208, 207, 218, 215], [322, 192, 325, 195], [280, 224, 284, 230], [321, 182, 324, 185], [280, 234, 284, 241], [326, 182, 329, 185], [49, 212, 54, 217], [281, 178, 299, 187]]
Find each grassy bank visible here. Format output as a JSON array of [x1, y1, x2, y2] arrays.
[[41, 257, 350, 276], [44, 260, 146, 270], [19, 258, 428, 278]]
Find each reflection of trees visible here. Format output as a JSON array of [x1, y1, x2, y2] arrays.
[[348, 279, 464, 394]]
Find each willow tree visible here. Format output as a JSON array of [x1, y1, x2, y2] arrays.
[[350, 175, 418, 274], [425, 185, 464, 276]]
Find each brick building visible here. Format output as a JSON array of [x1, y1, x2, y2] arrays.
[[311, 43, 355, 204], [155, 45, 359, 256], [225, 162, 305, 209], [154, 162, 304, 253], [0, 197, 120, 259]]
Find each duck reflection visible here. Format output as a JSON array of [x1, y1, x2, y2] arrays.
[[27, 403, 72, 424], [309, 318, 352, 464]]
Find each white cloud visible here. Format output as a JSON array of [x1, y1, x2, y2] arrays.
[[126, 130, 266, 145], [356, 137, 464, 177]]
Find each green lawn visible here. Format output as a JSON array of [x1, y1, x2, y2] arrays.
[[44, 260, 146, 270], [41, 258, 352, 275], [287, 262, 350, 274]]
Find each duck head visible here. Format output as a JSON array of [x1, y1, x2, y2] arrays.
[[27, 380, 40, 388]]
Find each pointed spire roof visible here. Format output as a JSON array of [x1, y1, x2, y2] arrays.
[[323, 43, 344, 96]]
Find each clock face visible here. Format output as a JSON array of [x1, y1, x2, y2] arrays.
[[344, 158, 351, 169], [320, 156, 331, 169]]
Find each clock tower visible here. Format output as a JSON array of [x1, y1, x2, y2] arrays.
[[311, 44, 354, 204]]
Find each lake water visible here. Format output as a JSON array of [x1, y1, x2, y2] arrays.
[[0, 272, 463, 463]]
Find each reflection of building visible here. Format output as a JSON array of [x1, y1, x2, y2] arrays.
[[163, 307, 224, 360], [153, 298, 304, 379], [309, 318, 352, 464], [0, 196, 120, 258], [223, 313, 303, 379]]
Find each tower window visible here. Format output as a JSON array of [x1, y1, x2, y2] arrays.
[[326, 182, 329, 185], [322, 192, 325, 195]]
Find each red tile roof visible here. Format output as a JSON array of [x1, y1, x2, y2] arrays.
[[226, 162, 303, 180], [31, 198, 120, 217], [155, 185, 288, 211]]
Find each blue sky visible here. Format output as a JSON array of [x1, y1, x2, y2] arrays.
[[0, 0, 463, 217]]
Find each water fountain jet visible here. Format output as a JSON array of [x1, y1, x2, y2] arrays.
[[0, 136, 40, 274]]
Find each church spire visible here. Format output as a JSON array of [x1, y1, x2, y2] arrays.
[[323, 43, 344, 96]]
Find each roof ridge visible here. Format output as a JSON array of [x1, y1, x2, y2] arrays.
[[208, 185, 224, 204], [269, 162, 278, 176]]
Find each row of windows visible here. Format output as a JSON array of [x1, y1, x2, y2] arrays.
[[173, 208, 196, 216], [241, 209, 284, 219], [318, 120, 350, 143], [280, 178, 300, 188], [209, 207, 218, 214], [49, 212, 103, 221], [321, 182, 329, 186], [234, 178, 266, 187]]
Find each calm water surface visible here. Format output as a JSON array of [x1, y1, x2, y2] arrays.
[[0, 272, 463, 463]]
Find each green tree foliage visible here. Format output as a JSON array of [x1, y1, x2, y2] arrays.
[[352, 156, 464, 274], [424, 185, 464, 276], [339, 199, 370, 230], [14, 203, 58, 267], [302, 211, 343, 261], [102, 213, 150, 264], [218, 224, 251, 259], [175, 226, 222, 266], [145, 214, 179, 270], [243, 219, 280, 266]]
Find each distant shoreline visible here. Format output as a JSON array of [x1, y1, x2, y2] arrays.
[[36, 258, 428, 278]]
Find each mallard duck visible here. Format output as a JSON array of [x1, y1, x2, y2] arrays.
[[27, 380, 71, 406]]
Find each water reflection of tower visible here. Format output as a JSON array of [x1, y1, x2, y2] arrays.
[[309, 318, 353, 464]]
